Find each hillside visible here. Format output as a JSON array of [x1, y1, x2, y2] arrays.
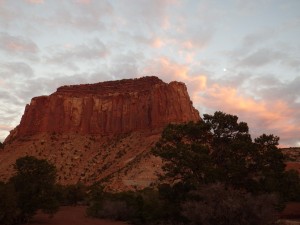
[[0, 76, 200, 191]]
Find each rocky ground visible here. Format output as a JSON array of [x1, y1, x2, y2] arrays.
[[0, 130, 163, 191]]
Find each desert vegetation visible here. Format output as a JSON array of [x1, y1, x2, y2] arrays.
[[0, 156, 59, 225], [1, 111, 300, 225], [86, 112, 300, 225]]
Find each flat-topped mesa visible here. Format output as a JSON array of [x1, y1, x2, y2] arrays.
[[5, 76, 200, 143], [56, 76, 163, 95]]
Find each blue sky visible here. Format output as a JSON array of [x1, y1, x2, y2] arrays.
[[0, 0, 299, 146]]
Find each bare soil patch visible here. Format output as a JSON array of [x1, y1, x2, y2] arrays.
[[281, 203, 300, 219], [29, 206, 129, 225]]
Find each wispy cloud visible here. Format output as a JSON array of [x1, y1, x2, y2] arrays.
[[24, 0, 44, 4], [45, 38, 108, 70], [0, 0, 299, 147], [0, 32, 38, 54], [0, 62, 34, 78], [141, 57, 300, 147]]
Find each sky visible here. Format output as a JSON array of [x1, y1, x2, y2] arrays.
[[0, 0, 299, 147]]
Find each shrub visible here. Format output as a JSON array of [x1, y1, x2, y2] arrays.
[[96, 199, 134, 220], [182, 184, 278, 225], [0, 182, 19, 225]]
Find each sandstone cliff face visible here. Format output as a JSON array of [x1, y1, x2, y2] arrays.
[[1, 76, 200, 190], [5, 76, 199, 143]]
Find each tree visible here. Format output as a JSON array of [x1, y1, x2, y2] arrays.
[[10, 156, 59, 222], [86, 183, 105, 218], [152, 121, 215, 188], [253, 134, 285, 193], [0, 182, 19, 225], [152, 111, 297, 197], [203, 112, 255, 187]]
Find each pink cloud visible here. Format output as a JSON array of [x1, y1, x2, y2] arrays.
[[7, 42, 27, 52], [0, 79, 5, 87], [25, 0, 44, 4], [0, 33, 38, 54], [142, 57, 299, 147], [76, 0, 92, 4], [0, 125, 13, 132], [199, 83, 300, 146], [142, 57, 207, 98]]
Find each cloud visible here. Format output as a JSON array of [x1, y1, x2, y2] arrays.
[[200, 82, 300, 147], [45, 38, 108, 69], [0, 32, 38, 56], [0, 88, 25, 141], [141, 57, 300, 147], [76, 0, 91, 4], [107, 52, 145, 79], [132, 35, 165, 48], [237, 48, 284, 68], [0, 62, 34, 78], [0, 70, 115, 142], [142, 57, 207, 102], [46, 0, 112, 31], [230, 46, 300, 71], [24, 0, 44, 4], [117, 0, 175, 30], [0, 125, 13, 132], [0, 2, 17, 28], [242, 29, 277, 48], [248, 76, 300, 103]]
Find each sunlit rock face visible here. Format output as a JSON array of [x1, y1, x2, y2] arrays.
[[5, 76, 199, 143], [1, 76, 200, 190]]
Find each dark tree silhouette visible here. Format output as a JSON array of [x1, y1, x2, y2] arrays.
[[10, 156, 59, 223]]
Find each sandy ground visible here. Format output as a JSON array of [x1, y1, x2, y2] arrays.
[[29, 206, 129, 225]]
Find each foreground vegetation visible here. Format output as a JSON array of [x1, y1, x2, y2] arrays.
[[0, 156, 59, 225], [1, 111, 300, 225], [88, 112, 300, 225]]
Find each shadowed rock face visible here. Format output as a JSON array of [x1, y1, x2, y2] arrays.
[[5, 76, 200, 143]]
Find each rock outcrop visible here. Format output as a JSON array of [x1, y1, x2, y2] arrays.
[[1, 76, 200, 190], [5, 76, 199, 143]]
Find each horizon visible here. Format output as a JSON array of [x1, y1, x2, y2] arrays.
[[0, 0, 299, 147]]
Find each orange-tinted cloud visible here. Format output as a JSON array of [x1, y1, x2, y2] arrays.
[[151, 38, 164, 48], [199, 83, 300, 146], [142, 57, 300, 147], [143, 57, 207, 100]]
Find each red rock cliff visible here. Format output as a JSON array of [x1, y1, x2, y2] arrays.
[[5, 76, 200, 143]]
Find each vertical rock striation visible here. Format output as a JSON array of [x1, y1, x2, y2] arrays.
[[5, 76, 200, 143]]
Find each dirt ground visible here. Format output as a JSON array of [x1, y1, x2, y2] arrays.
[[281, 203, 300, 219], [29, 206, 129, 225]]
